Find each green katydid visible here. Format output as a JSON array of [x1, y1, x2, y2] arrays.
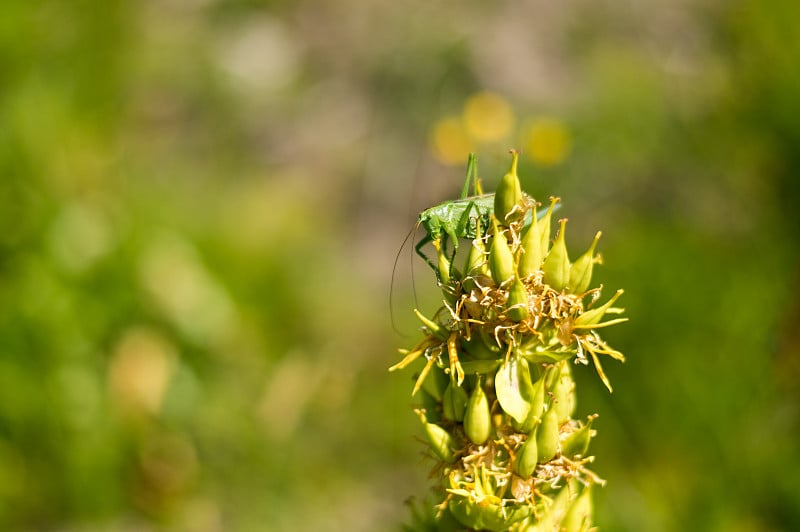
[[413, 153, 551, 278]]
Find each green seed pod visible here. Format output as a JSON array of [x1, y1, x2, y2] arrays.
[[542, 218, 570, 290], [514, 433, 539, 479], [552, 365, 576, 423], [519, 207, 544, 276], [489, 220, 515, 286], [538, 197, 559, 257], [506, 276, 529, 321], [494, 150, 524, 225], [574, 289, 624, 328], [562, 485, 593, 532], [462, 223, 488, 292], [495, 355, 533, 424], [424, 421, 457, 463], [568, 231, 601, 294], [517, 371, 546, 433], [561, 416, 596, 458], [537, 402, 560, 462], [464, 377, 492, 445], [442, 380, 468, 422]]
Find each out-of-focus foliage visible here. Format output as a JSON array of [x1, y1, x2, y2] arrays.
[[0, 0, 798, 530]]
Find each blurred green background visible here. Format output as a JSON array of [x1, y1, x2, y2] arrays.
[[1, 0, 799, 530]]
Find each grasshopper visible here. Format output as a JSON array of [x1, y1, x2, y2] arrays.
[[414, 153, 544, 276]]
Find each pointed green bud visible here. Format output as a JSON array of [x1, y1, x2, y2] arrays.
[[464, 377, 491, 445], [413, 308, 448, 341], [539, 197, 559, 257], [552, 364, 576, 423], [569, 231, 601, 294], [562, 485, 593, 532], [542, 218, 570, 290], [494, 150, 524, 225], [574, 289, 624, 328], [519, 207, 544, 276], [514, 432, 539, 479], [489, 220, 515, 286], [422, 419, 457, 463], [506, 277, 529, 321], [442, 380, 468, 422], [462, 223, 488, 292], [536, 402, 560, 462], [517, 371, 546, 433], [561, 415, 596, 458]]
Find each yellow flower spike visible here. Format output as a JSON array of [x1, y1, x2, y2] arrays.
[[489, 219, 515, 286], [569, 231, 602, 294], [464, 376, 491, 445], [542, 218, 570, 290], [494, 150, 524, 225]]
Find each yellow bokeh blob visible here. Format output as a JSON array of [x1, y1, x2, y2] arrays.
[[463, 91, 515, 142], [526, 118, 571, 167], [430, 116, 473, 166]]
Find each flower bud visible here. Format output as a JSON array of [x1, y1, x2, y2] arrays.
[[462, 223, 488, 292], [569, 231, 601, 294], [517, 371, 546, 433], [552, 365, 576, 423], [442, 380, 468, 422], [574, 289, 624, 328], [542, 218, 570, 290], [538, 197, 559, 257], [514, 433, 539, 479], [537, 402, 560, 462], [424, 420, 457, 464], [506, 276, 529, 321], [519, 208, 544, 276], [561, 415, 596, 458], [413, 308, 448, 341], [464, 377, 491, 445], [489, 220, 515, 286], [562, 485, 593, 532], [494, 150, 524, 225]]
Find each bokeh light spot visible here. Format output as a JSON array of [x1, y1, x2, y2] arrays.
[[463, 91, 514, 142], [526, 117, 571, 167], [430, 116, 473, 166]]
